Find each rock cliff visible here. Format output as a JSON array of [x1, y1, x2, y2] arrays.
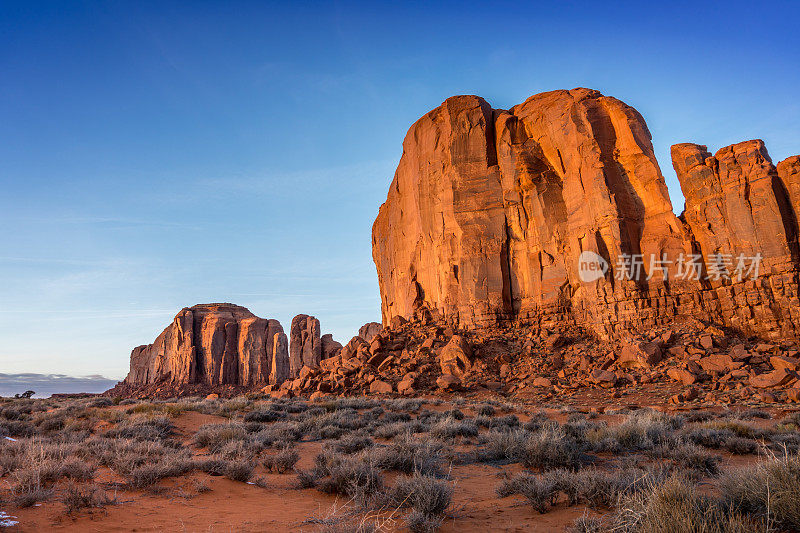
[[372, 89, 800, 339]]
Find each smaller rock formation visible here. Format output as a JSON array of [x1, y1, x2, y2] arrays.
[[270, 332, 290, 385], [289, 314, 321, 377], [358, 322, 383, 343], [321, 334, 343, 360], [124, 303, 289, 388]]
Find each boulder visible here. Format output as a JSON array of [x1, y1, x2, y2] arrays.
[[369, 336, 383, 354], [397, 379, 415, 395], [667, 367, 697, 386], [699, 335, 714, 350], [270, 389, 293, 399], [770, 355, 800, 372], [358, 322, 383, 343], [729, 345, 751, 361], [377, 356, 395, 372], [309, 391, 330, 401], [320, 355, 341, 372], [589, 369, 617, 387], [366, 352, 387, 368], [698, 354, 742, 374], [298, 365, 316, 381], [532, 377, 552, 387], [436, 374, 461, 391], [389, 315, 407, 330], [369, 380, 393, 394], [438, 335, 472, 377], [669, 387, 699, 404], [750, 369, 797, 389], [618, 342, 663, 369], [545, 334, 566, 350], [340, 336, 369, 360]]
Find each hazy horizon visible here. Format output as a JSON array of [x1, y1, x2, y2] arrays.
[[1, 1, 798, 383], [0, 372, 118, 398]]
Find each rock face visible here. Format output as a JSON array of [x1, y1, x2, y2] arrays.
[[372, 88, 800, 340], [125, 304, 289, 387], [289, 314, 321, 377]]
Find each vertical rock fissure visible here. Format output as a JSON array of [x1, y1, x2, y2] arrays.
[[500, 213, 516, 318]]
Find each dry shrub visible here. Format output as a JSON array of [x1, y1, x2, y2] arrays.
[[567, 514, 604, 533], [719, 453, 800, 530], [370, 433, 445, 476], [429, 418, 478, 440], [128, 459, 194, 488], [262, 448, 300, 473], [518, 425, 587, 470], [328, 434, 374, 454], [388, 474, 452, 515], [497, 467, 665, 512], [106, 414, 174, 440], [614, 476, 759, 533], [193, 423, 249, 452], [664, 443, 721, 478], [195, 456, 253, 482], [405, 510, 443, 533], [311, 450, 384, 497], [61, 482, 115, 514]]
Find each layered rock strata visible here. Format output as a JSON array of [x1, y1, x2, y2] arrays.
[[372, 89, 800, 340]]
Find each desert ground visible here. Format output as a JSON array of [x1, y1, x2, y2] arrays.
[[1, 393, 798, 532]]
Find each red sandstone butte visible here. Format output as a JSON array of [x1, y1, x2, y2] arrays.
[[127, 304, 292, 387], [372, 88, 800, 340]]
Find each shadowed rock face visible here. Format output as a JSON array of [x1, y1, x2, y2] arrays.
[[125, 304, 289, 387], [373, 89, 800, 339]]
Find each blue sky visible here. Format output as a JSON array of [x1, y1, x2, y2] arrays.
[[1, 1, 798, 380]]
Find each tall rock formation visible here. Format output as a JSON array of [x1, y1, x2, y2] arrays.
[[289, 314, 321, 376], [373, 89, 800, 340], [125, 304, 290, 387], [270, 331, 290, 385]]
